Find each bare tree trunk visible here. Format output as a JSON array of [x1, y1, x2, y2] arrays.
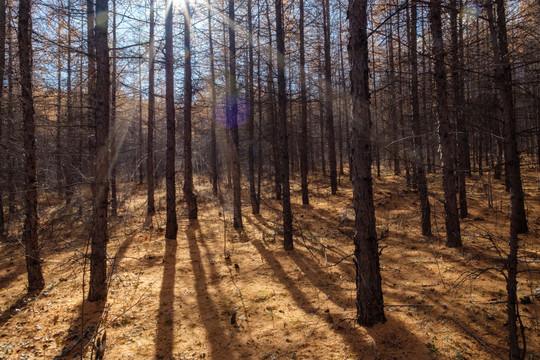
[[247, 0, 259, 214], [65, 0, 74, 204], [0, 0, 6, 238], [410, 0, 432, 237], [348, 0, 385, 326], [486, 1, 528, 357], [56, 18, 63, 196], [430, 0, 462, 248], [6, 16, 14, 214], [387, 14, 399, 176], [450, 0, 468, 218], [110, 0, 118, 217], [322, 0, 337, 194], [147, 0, 156, 215], [228, 0, 243, 229], [207, 0, 218, 196], [88, 0, 110, 302], [299, 0, 309, 205], [275, 0, 293, 250], [87, 0, 96, 180], [19, 0, 45, 292], [183, 3, 197, 220], [165, 0, 177, 239], [486, 0, 528, 235]]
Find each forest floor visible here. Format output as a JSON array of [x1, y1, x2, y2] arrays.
[[1, 165, 539, 360]]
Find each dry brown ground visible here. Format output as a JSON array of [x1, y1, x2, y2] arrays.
[[0, 166, 539, 360]]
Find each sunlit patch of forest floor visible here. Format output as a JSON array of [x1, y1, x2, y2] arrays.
[[1, 164, 539, 359]]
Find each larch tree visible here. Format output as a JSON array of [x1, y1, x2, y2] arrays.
[[247, 0, 259, 214], [348, 0, 386, 326], [207, 0, 218, 196], [183, 1, 197, 220], [275, 0, 293, 250], [409, 0, 432, 236], [19, 0, 45, 293], [165, 0, 178, 239], [299, 0, 309, 205], [147, 0, 156, 215], [88, 0, 110, 302], [0, 0, 6, 238], [429, 0, 462, 248], [228, 0, 243, 229]]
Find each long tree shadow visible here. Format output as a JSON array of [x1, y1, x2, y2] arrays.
[[54, 299, 106, 359], [0, 293, 39, 327], [186, 220, 237, 360], [56, 233, 137, 359], [154, 237, 177, 359], [250, 238, 373, 358]]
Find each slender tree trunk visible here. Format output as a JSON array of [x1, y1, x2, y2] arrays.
[[275, 0, 293, 250], [183, 3, 197, 220], [19, 0, 45, 293], [165, 0, 177, 239], [410, 0, 432, 236], [147, 0, 156, 214], [56, 19, 63, 196], [247, 0, 259, 214], [207, 0, 218, 196], [88, 0, 110, 302], [0, 0, 5, 238], [348, 0, 385, 326], [65, 0, 74, 204], [388, 15, 399, 176], [450, 0, 468, 218], [486, 0, 528, 235], [430, 0, 462, 248], [87, 0, 96, 180], [322, 0, 337, 194], [486, 1, 527, 357], [110, 0, 118, 217], [299, 0, 309, 205], [228, 0, 243, 229], [6, 17, 14, 214]]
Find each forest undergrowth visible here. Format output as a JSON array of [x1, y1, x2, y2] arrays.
[[0, 165, 539, 360]]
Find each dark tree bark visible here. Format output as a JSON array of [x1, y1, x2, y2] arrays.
[[247, 0, 259, 214], [165, 0, 177, 239], [86, 0, 96, 174], [110, 0, 118, 217], [276, 0, 293, 250], [486, 0, 528, 235], [19, 0, 45, 293], [207, 0, 218, 196], [65, 0, 74, 204], [429, 0, 462, 248], [0, 0, 6, 238], [450, 0, 468, 218], [409, 0, 432, 237], [387, 14, 399, 176], [55, 19, 63, 197], [322, 0, 337, 194], [183, 3, 197, 220], [88, 0, 110, 302], [147, 0, 156, 215], [6, 16, 14, 214], [348, 0, 385, 326], [228, 0, 243, 229], [485, 1, 528, 357], [299, 0, 309, 205]]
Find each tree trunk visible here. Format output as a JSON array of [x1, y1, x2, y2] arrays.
[[165, 0, 177, 239], [228, 0, 243, 229], [0, 0, 6, 238], [19, 0, 45, 293], [183, 3, 197, 220], [275, 0, 293, 250], [247, 0, 259, 214], [410, 0, 432, 237], [429, 0, 462, 248], [348, 0, 385, 326], [110, 0, 118, 217], [299, 0, 309, 205], [322, 0, 337, 194], [207, 0, 218, 196], [450, 0, 468, 218], [486, 0, 528, 235], [88, 0, 110, 302], [147, 0, 156, 215]]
